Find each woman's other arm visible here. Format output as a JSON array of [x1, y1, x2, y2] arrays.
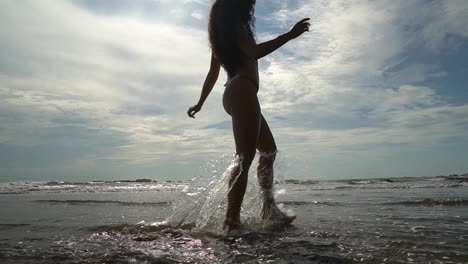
[[187, 53, 221, 118], [239, 18, 310, 60]]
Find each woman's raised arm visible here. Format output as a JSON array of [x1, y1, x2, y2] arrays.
[[187, 53, 221, 118], [239, 18, 310, 60]]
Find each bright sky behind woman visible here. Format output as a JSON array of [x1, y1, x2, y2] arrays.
[[1, 0, 467, 182]]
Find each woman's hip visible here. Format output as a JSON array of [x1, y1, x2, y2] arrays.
[[223, 77, 259, 115]]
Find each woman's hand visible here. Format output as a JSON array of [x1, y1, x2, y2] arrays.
[[187, 104, 202, 118], [288, 18, 310, 39]]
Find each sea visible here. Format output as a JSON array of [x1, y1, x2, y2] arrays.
[[1, 156, 467, 264]]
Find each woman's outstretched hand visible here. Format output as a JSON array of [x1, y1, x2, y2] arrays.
[[187, 104, 202, 118], [288, 18, 310, 39]]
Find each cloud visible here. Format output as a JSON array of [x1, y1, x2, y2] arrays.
[[254, 0, 468, 177], [387, 64, 448, 84], [420, 0, 468, 50], [0, 0, 231, 179], [0, 0, 467, 181], [259, 0, 466, 114]]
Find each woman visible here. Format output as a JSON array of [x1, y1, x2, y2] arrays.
[[187, 0, 310, 230]]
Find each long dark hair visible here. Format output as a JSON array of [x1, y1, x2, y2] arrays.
[[208, 0, 256, 77]]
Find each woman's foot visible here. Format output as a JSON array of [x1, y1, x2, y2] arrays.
[[260, 190, 296, 225], [261, 202, 296, 226], [223, 218, 243, 231]]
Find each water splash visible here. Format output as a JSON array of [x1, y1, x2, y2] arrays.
[[166, 153, 287, 234]]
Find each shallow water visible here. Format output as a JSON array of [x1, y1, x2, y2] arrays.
[[1, 158, 467, 263]]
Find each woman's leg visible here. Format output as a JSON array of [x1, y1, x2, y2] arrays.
[[256, 115, 296, 223], [223, 78, 261, 229], [256, 115, 277, 193]]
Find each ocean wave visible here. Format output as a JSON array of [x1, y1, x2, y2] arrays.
[[282, 177, 466, 191], [384, 198, 468, 207], [33, 199, 172, 207], [442, 175, 468, 182], [2, 176, 467, 195], [86, 222, 196, 235], [0, 181, 188, 194], [45, 179, 158, 185], [283, 179, 318, 185], [280, 201, 339, 206], [0, 223, 30, 230]]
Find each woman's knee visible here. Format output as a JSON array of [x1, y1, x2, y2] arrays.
[[238, 150, 256, 169], [259, 149, 277, 164]]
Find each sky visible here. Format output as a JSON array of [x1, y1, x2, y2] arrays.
[[0, 0, 467, 182]]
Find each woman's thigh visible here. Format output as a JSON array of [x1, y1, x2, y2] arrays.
[[225, 78, 261, 159]]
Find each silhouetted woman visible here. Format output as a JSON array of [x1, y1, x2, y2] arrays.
[[188, 0, 309, 230]]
